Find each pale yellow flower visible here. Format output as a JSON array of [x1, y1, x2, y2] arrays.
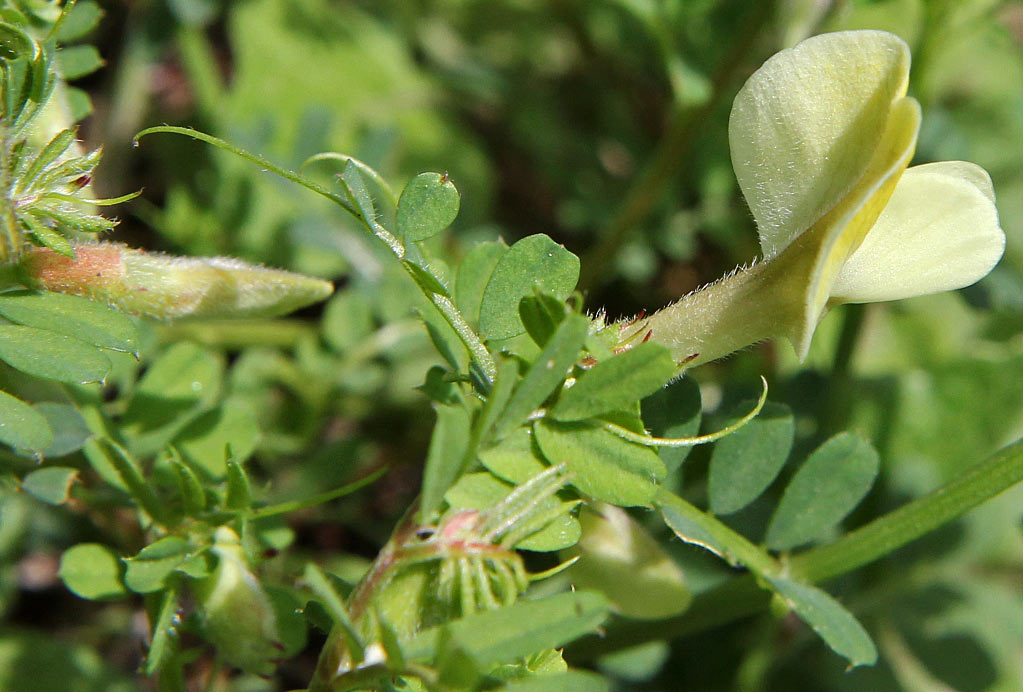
[[616, 30, 1005, 366]]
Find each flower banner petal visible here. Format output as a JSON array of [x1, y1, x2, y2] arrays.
[[729, 30, 911, 259]]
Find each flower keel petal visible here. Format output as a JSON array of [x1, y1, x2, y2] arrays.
[[830, 162, 1005, 304]]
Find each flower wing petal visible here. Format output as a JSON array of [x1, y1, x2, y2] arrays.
[[829, 161, 1005, 304], [729, 30, 911, 259]]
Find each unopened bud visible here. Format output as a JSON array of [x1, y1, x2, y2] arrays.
[[194, 527, 280, 675], [20, 242, 333, 319]]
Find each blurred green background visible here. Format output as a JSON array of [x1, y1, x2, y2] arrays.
[[1, 0, 1020, 690]]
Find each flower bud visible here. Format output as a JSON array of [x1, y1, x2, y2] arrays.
[[20, 242, 333, 319], [193, 527, 281, 675]]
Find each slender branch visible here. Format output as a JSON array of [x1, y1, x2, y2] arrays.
[[249, 467, 388, 519], [567, 438, 1023, 661], [654, 488, 779, 577], [430, 292, 497, 384], [133, 126, 357, 215], [790, 437, 1023, 583], [302, 152, 400, 209]]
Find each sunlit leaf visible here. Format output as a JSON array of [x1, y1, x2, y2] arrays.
[[551, 343, 675, 421], [397, 172, 461, 241], [493, 314, 588, 440], [406, 590, 610, 666], [0, 325, 110, 383], [534, 420, 665, 507], [59, 543, 128, 600], [0, 290, 139, 354], [480, 427, 547, 484], [479, 234, 580, 340]]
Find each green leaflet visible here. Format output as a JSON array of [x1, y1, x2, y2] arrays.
[[0, 290, 139, 354], [34, 402, 91, 457], [21, 466, 78, 505], [0, 325, 110, 384], [56, 45, 103, 80], [0, 391, 53, 452], [455, 240, 508, 328], [765, 575, 877, 668], [174, 405, 260, 478], [59, 543, 128, 600], [224, 457, 253, 510], [766, 433, 880, 550], [479, 235, 580, 340], [406, 590, 610, 667], [123, 537, 194, 594], [144, 585, 179, 676], [708, 401, 794, 515], [501, 671, 609, 692], [479, 427, 547, 484], [419, 402, 472, 522], [641, 376, 702, 476], [550, 343, 675, 421], [519, 293, 568, 347], [493, 314, 588, 441], [122, 342, 223, 454], [534, 420, 665, 507], [397, 172, 461, 242]]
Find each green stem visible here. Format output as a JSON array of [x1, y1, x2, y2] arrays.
[[654, 488, 779, 577], [567, 438, 1023, 660], [134, 126, 357, 217], [302, 152, 400, 209], [135, 126, 497, 388], [790, 437, 1023, 582], [430, 292, 497, 383], [249, 467, 387, 519]]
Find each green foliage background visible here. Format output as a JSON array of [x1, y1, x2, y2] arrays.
[[1, 1, 1021, 691]]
